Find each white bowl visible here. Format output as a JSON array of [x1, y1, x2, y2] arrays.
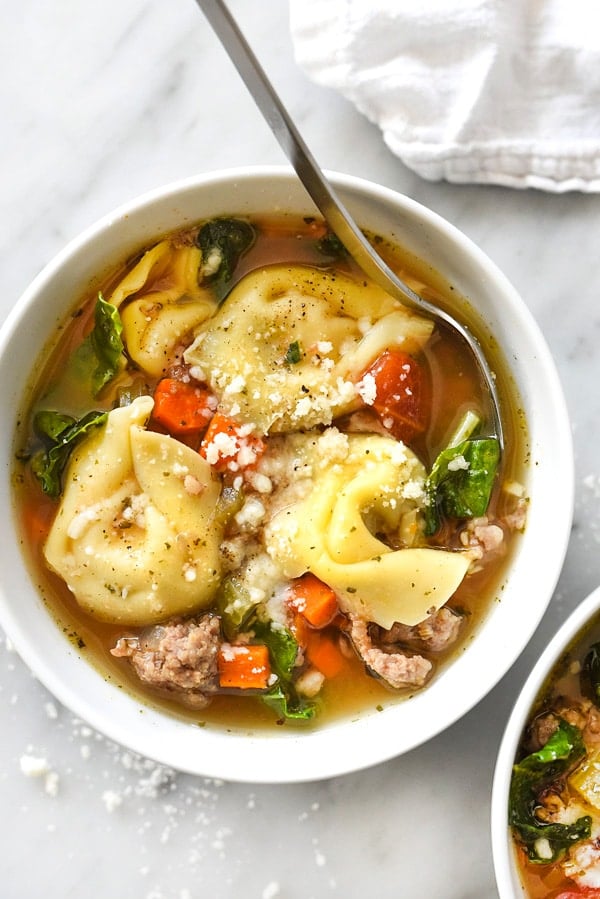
[[0, 166, 573, 783], [492, 586, 600, 897]]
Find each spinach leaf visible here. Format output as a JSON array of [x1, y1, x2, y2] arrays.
[[315, 229, 347, 259], [196, 218, 255, 302], [70, 294, 125, 397], [34, 410, 77, 442], [255, 622, 299, 682], [252, 619, 317, 722], [89, 295, 125, 395], [262, 684, 317, 722], [214, 592, 318, 722], [424, 436, 500, 535], [584, 642, 600, 706], [31, 409, 108, 498], [509, 718, 591, 863]]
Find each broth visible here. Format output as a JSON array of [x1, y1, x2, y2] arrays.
[[13, 213, 527, 730]]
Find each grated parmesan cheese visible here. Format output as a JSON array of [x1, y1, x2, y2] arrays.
[[447, 455, 470, 472], [356, 372, 377, 405]]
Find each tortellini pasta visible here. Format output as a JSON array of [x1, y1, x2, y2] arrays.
[[265, 432, 469, 628], [110, 239, 216, 377], [183, 264, 434, 433], [44, 396, 223, 625]]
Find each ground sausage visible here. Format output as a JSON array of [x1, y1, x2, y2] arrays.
[[460, 515, 505, 563], [524, 700, 600, 754], [556, 698, 600, 747], [111, 614, 221, 708], [380, 607, 463, 653], [348, 615, 432, 689]]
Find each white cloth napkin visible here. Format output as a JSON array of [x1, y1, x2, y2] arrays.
[[289, 0, 600, 191]]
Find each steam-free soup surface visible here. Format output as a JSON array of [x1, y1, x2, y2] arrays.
[[14, 214, 526, 729]]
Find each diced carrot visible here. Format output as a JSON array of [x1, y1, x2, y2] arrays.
[[199, 412, 265, 473], [305, 632, 346, 678], [152, 378, 216, 436], [290, 573, 339, 629], [217, 643, 271, 690], [360, 350, 430, 444]]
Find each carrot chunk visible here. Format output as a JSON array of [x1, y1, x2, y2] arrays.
[[305, 632, 346, 678], [217, 643, 271, 690], [199, 412, 265, 472], [290, 573, 339, 629], [152, 378, 216, 436]]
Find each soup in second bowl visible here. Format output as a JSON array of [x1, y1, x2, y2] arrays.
[[507, 610, 600, 897], [13, 213, 527, 729]]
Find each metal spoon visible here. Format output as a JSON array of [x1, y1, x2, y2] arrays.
[[193, 0, 504, 451]]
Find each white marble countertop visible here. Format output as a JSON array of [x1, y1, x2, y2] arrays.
[[2, 2, 600, 898]]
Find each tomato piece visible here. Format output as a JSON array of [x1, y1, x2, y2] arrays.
[[360, 350, 429, 443]]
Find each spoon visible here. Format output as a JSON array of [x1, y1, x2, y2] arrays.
[[193, 0, 504, 452]]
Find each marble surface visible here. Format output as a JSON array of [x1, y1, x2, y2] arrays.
[[2, 2, 600, 897]]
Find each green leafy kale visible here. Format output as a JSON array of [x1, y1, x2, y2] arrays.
[[31, 409, 108, 498], [196, 218, 255, 302], [509, 718, 591, 863], [69, 294, 125, 397]]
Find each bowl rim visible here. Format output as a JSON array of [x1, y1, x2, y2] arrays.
[[491, 584, 600, 897], [0, 165, 575, 782]]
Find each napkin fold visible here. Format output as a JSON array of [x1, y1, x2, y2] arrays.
[[289, 0, 600, 191]]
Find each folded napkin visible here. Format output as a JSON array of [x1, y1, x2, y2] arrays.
[[289, 0, 600, 191]]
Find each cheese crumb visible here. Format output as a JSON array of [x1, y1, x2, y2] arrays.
[[19, 754, 50, 777], [356, 372, 377, 405], [19, 754, 60, 796], [447, 454, 470, 472], [44, 701, 59, 720], [102, 789, 123, 813]]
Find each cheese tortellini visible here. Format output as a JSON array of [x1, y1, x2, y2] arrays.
[[44, 396, 223, 625], [265, 432, 469, 629], [183, 264, 434, 433], [110, 239, 216, 377]]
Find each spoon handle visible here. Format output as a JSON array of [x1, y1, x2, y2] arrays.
[[193, 0, 503, 450], [192, 0, 424, 309]]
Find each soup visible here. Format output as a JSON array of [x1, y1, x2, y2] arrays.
[[13, 214, 527, 728], [509, 614, 600, 897]]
